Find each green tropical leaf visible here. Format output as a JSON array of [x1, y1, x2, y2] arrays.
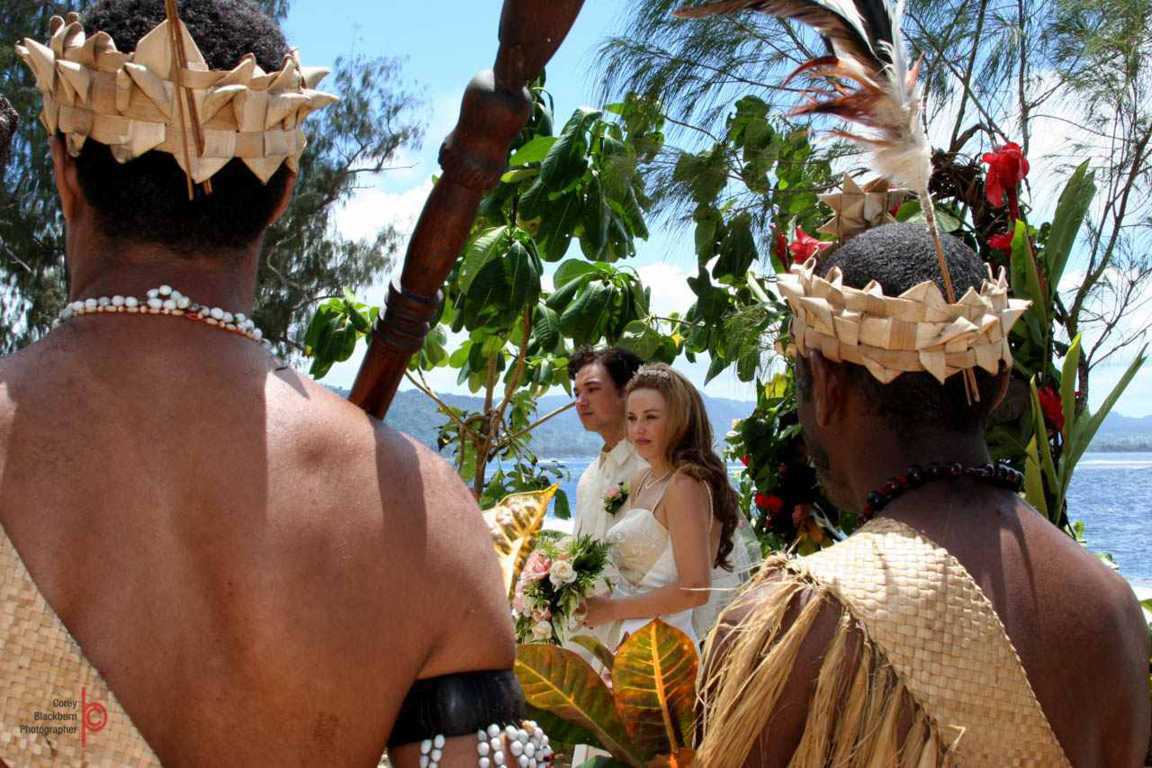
[[1011, 220, 1049, 331], [503, 240, 543, 312], [555, 259, 599, 289], [459, 226, 510, 294], [524, 705, 598, 751], [1023, 436, 1049, 517], [546, 274, 586, 313], [540, 108, 600, 191], [515, 645, 644, 766], [533, 191, 582, 262], [1028, 378, 1062, 522], [611, 619, 699, 759], [713, 212, 758, 283], [570, 634, 617, 671], [561, 280, 612, 345], [532, 304, 563, 354], [581, 173, 611, 259], [1068, 346, 1147, 470], [1044, 161, 1096, 293], [508, 136, 558, 167], [1059, 335, 1082, 447]]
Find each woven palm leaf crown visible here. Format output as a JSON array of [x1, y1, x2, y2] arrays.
[[15, 10, 337, 186], [779, 254, 1030, 385]]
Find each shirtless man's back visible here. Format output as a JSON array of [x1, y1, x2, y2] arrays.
[[0, 1, 515, 763], [0, 306, 513, 766]]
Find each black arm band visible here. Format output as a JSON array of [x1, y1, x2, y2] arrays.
[[388, 670, 526, 746]]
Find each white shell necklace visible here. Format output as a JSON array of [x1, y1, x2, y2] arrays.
[[57, 285, 266, 345]]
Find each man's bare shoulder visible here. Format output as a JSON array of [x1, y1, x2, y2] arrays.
[[265, 373, 513, 674]]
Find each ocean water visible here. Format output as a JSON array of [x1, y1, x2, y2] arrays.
[[538, 452, 1152, 590]]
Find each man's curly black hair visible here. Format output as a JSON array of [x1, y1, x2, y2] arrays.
[[71, 0, 293, 254], [795, 223, 1004, 437]]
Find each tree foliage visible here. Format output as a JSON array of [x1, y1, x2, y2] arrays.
[[0, 0, 424, 355], [306, 82, 665, 504]]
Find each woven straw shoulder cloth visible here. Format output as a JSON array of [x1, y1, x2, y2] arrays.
[[1, 524, 160, 766], [698, 517, 1071, 768]]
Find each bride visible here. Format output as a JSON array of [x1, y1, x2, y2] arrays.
[[582, 363, 756, 649]]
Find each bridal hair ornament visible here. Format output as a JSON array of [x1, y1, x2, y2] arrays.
[[779, 258, 1029, 384], [15, 7, 338, 197], [674, 0, 1030, 396]]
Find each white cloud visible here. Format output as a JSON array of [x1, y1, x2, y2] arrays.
[[334, 178, 432, 249]]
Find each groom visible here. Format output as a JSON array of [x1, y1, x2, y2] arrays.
[[568, 347, 648, 541]]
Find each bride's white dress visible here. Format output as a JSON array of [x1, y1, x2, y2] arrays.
[[598, 473, 756, 651]]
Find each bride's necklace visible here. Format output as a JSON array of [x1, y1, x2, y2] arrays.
[[58, 285, 266, 345], [638, 467, 675, 496]]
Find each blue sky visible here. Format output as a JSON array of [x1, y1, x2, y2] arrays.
[[281, 1, 1150, 416]]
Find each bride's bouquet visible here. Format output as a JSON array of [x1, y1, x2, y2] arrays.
[[513, 534, 614, 645]]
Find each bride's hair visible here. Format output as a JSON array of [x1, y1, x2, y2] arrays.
[[626, 364, 740, 570]]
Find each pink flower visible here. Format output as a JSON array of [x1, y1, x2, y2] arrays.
[[512, 582, 527, 614], [982, 142, 1030, 221], [523, 552, 552, 582], [788, 227, 831, 264], [532, 606, 552, 623]]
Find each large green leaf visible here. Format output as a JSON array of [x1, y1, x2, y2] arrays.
[[534, 191, 582, 262], [524, 705, 598, 751], [515, 645, 644, 766], [1044, 161, 1096, 293], [1068, 346, 1147, 470], [1028, 378, 1062, 522], [581, 173, 611, 260], [503, 240, 543, 313], [539, 108, 600, 191], [459, 226, 510, 294], [1059, 335, 1082, 449], [531, 304, 562, 354], [610, 619, 699, 759], [560, 280, 612, 345], [508, 136, 558, 168], [555, 259, 599, 289], [1011, 220, 1049, 332], [713, 212, 757, 283], [1023, 436, 1049, 517]]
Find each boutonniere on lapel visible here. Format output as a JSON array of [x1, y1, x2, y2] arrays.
[[603, 481, 629, 516]]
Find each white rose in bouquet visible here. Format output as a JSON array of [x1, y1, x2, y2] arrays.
[[548, 558, 577, 588], [531, 620, 553, 641]]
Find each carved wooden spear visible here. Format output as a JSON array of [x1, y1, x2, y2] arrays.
[[348, 1, 585, 418]]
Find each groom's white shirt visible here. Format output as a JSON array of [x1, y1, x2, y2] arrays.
[[573, 439, 648, 541]]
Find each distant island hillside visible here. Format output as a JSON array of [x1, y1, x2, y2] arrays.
[[329, 387, 1152, 456]]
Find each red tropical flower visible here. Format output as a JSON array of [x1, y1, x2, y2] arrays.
[[740, 454, 751, 467], [754, 493, 785, 518], [788, 227, 831, 264], [988, 232, 1014, 253], [1037, 386, 1065, 433], [982, 142, 1030, 220], [773, 229, 789, 264]]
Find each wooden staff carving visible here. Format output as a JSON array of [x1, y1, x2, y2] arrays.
[[348, 0, 585, 418]]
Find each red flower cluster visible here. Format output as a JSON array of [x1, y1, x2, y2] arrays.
[[988, 232, 1014, 254], [1037, 386, 1065, 433], [983, 142, 1030, 220], [754, 492, 784, 517], [788, 227, 831, 264]]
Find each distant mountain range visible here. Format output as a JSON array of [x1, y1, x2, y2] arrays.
[[330, 387, 1152, 456]]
